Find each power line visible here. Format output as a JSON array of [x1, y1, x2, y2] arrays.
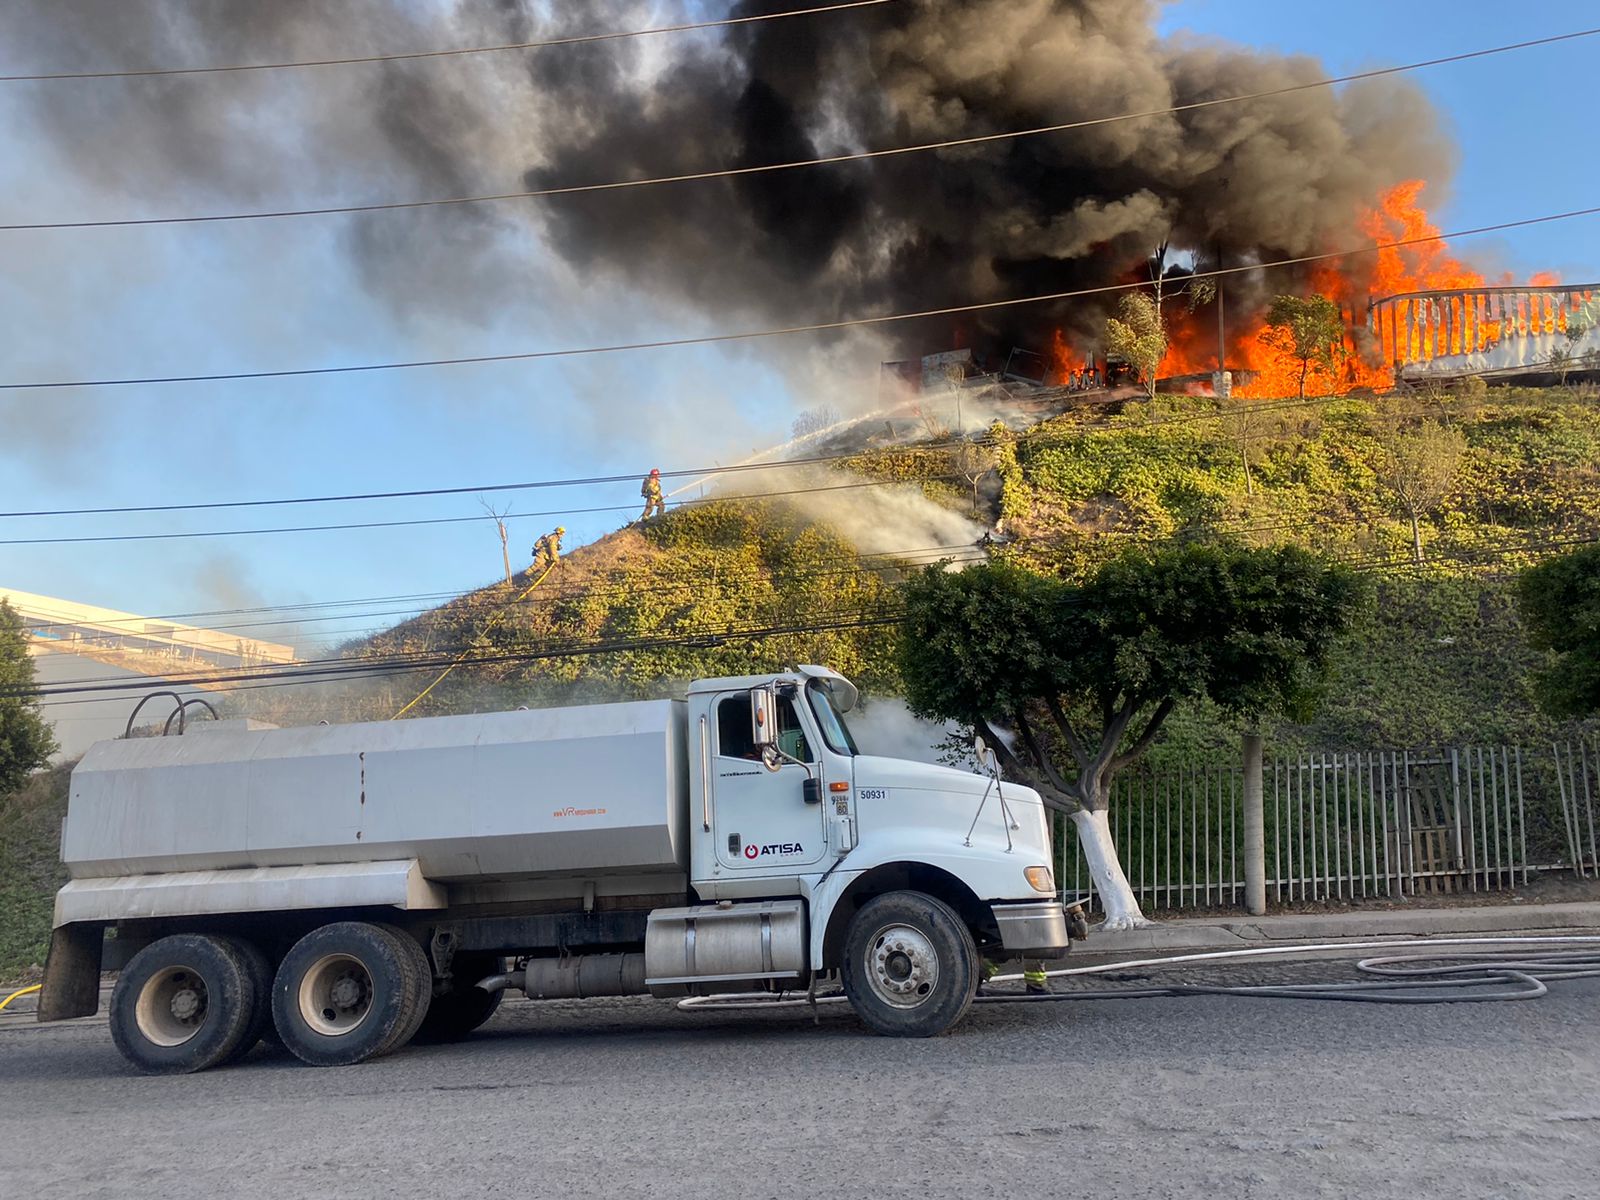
[[19, 543, 984, 687], [0, 474, 971, 545], [0, 448, 900, 518], [0, 378, 1499, 523], [0, 2, 893, 82], [12, 540, 973, 635], [4, 27, 1593, 231], [21, 607, 909, 703], [4, 205, 1598, 392]]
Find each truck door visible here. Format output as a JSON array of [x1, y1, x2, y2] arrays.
[[710, 691, 828, 870]]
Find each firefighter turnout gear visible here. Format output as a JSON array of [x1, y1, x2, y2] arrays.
[[531, 527, 564, 572], [979, 956, 1051, 996], [639, 469, 666, 522]]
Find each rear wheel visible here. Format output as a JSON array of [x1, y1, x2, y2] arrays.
[[109, 934, 257, 1074], [841, 891, 978, 1038], [222, 937, 276, 1063], [271, 922, 430, 1067], [414, 953, 504, 1043]]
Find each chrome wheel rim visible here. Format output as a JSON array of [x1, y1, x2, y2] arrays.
[[135, 966, 209, 1047], [865, 924, 940, 1009], [298, 953, 374, 1037]]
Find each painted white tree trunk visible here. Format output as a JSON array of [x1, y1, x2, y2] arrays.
[[1070, 807, 1152, 931]]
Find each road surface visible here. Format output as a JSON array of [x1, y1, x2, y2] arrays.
[[2, 969, 1596, 1199]]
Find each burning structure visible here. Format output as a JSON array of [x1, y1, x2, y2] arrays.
[[1370, 283, 1600, 383]]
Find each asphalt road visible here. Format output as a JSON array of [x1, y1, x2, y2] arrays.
[[2, 969, 1597, 1200]]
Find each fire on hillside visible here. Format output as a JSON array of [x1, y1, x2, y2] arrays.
[[1099, 183, 1597, 396]]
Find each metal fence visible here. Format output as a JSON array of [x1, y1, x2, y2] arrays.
[[1060, 746, 1550, 913], [1553, 737, 1599, 877]]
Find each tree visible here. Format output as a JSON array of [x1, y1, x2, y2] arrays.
[[791, 405, 842, 441], [1375, 420, 1466, 564], [951, 438, 997, 514], [1105, 292, 1166, 401], [1262, 294, 1345, 399], [898, 543, 1363, 928], [1516, 544, 1600, 719], [0, 600, 57, 796], [1221, 399, 1271, 496], [480, 498, 514, 585]]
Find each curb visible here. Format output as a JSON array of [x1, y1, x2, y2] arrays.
[[1074, 901, 1600, 960]]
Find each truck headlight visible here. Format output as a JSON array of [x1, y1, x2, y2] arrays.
[[1024, 865, 1055, 893]]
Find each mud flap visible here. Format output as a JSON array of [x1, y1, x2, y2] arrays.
[[37, 923, 103, 1021]]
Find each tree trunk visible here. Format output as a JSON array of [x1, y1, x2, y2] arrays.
[[1409, 510, 1424, 563], [1241, 445, 1253, 496], [1069, 807, 1151, 931], [1298, 359, 1308, 399]]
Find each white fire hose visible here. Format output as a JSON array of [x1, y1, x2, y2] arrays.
[[676, 935, 1600, 1012]]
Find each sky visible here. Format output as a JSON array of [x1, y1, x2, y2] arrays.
[[2, 0, 1596, 658]]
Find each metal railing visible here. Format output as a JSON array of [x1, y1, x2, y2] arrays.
[[1552, 737, 1599, 877], [1060, 746, 1548, 913]]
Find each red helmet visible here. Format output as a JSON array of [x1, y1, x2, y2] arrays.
[[650, 468, 660, 476]]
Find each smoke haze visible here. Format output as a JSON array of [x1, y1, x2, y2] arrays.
[[2, 0, 1454, 362]]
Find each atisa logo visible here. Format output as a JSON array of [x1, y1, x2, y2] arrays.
[[743, 841, 804, 859]]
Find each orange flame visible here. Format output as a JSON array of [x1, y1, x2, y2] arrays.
[[1050, 181, 1565, 400]]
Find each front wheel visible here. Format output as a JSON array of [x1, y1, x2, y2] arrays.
[[841, 891, 978, 1038]]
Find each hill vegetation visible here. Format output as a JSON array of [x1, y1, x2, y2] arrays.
[[236, 384, 1599, 756]]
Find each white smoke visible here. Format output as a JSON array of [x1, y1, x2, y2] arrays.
[[715, 463, 986, 561], [849, 697, 973, 768]]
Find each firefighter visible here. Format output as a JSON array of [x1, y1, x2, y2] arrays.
[[978, 957, 1050, 996], [531, 526, 565, 573], [639, 467, 667, 522]]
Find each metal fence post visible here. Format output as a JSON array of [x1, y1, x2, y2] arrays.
[[1242, 732, 1266, 915]]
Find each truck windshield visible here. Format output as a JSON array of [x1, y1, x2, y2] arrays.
[[807, 683, 859, 756]]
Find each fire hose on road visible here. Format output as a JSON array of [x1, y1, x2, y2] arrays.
[[675, 935, 1600, 1013]]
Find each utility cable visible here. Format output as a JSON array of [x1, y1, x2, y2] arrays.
[[4, 205, 1595, 390], [4, 27, 1593, 230], [0, 2, 892, 82], [20, 609, 909, 703], [0, 474, 971, 545], [0, 448, 926, 518]]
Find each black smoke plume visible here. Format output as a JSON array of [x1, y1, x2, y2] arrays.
[[3, 0, 1453, 360]]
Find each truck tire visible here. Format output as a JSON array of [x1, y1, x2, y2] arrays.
[[271, 922, 429, 1067], [413, 953, 504, 1043], [109, 934, 258, 1074], [841, 891, 978, 1038], [381, 928, 434, 1054], [221, 937, 277, 1063]]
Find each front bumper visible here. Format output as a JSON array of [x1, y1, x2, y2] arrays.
[[992, 901, 1070, 960]]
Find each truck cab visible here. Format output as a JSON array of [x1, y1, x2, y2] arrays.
[[39, 667, 1072, 1072]]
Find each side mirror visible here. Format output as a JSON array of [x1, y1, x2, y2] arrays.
[[750, 686, 778, 749], [802, 778, 822, 805]]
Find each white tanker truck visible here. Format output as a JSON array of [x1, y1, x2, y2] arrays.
[[38, 666, 1073, 1073]]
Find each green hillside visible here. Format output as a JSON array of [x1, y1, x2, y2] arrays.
[[240, 383, 1600, 757]]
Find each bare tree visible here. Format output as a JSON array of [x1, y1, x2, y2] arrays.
[[951, 438, 997, 513], [1220, 399, 1269, 496], [480, 498, 514, 585], [790, 404, 843, 441], [1375, 421, 1466, 563]]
